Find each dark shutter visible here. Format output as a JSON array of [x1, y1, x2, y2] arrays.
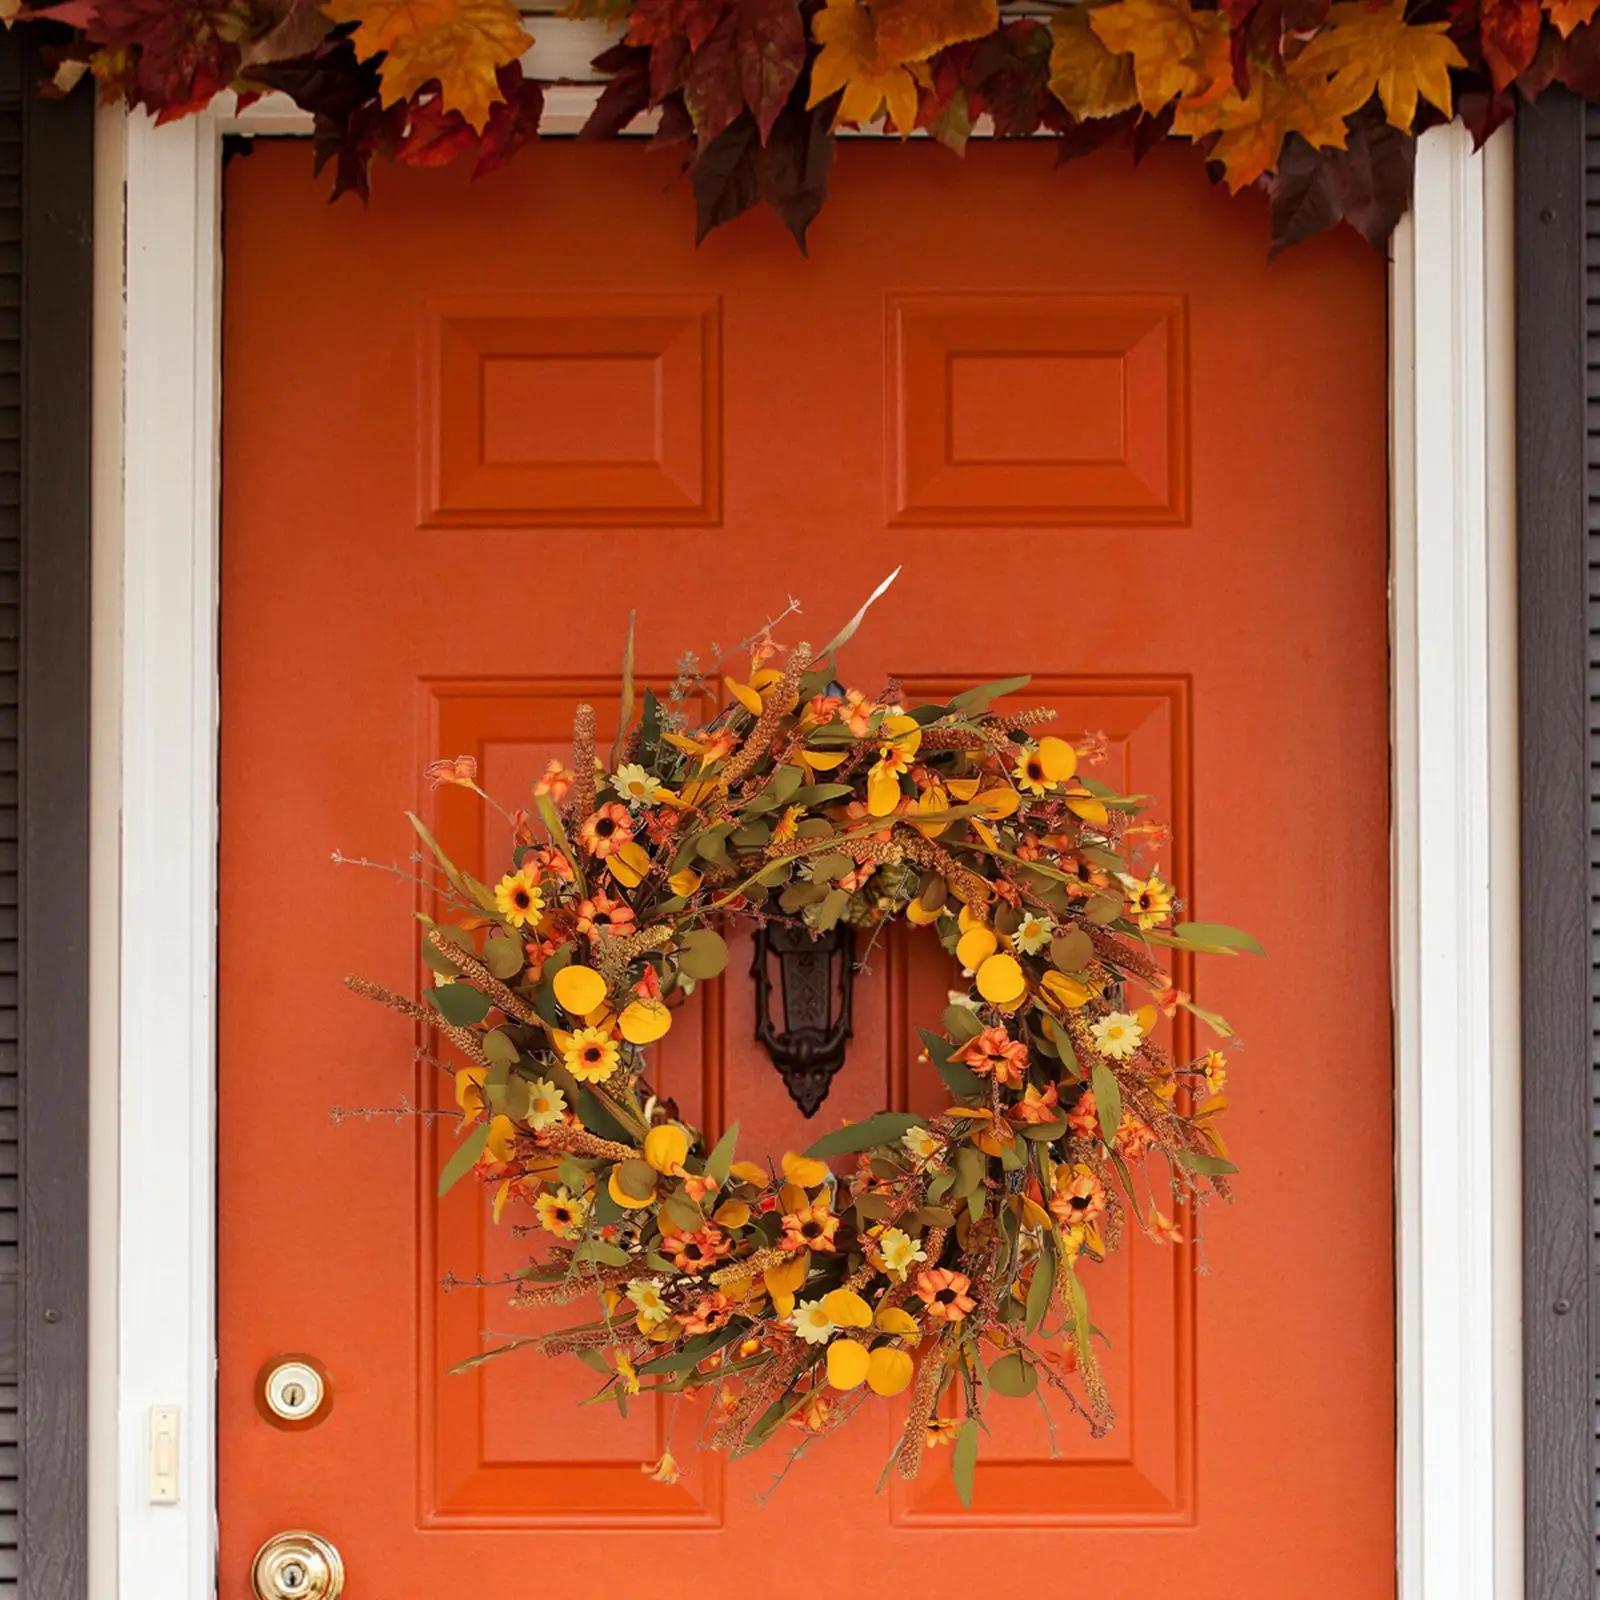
[[1517, 88, 1600, 1597], [0, 26, 92, 1600]]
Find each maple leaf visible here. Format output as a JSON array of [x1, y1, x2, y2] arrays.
[[1544, 0, 1599, 36], [1291, 0, 1466, 129], [1088, 0, 1227, 113], [87, 0, 246, 119], [1478, 0, 1541, 87], [322, 0, 532, 131], [1047, 7, 1138, 120], [626, 0, 725, 52], [1266, 105, 1414, 254], [964, 17, 1058, 134], [1173, 51, 1349, 189], [685, 0, 804, 146], [240, 0, 333, 70], [579, 40, 653, 137], [807, 0, 998, 131], [807, 0, 919, 130]]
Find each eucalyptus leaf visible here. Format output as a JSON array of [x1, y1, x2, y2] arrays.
[[791, 783, 854, 805], [1173, 921, 1266, 956], [1176, 1148, 1239, 1176], [484, 933, 525, 980], [950, 674, 1031, 713], [678, 929, 729, 980], [705, 1120, 740, 1184], [986, 1351, 1038, 1399], [481, 1027, 519, 1066], [1090, 1060, 1123, 1149], [951, 1418, 979, 1509], [437, 1122, 488, 1196], [941, 1005, 983, 1043], [429, 982, 492, 1027], [804, 1111, 925, 1159]]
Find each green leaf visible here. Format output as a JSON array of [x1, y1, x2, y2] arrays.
[[804, 1111, 925, 1159], [677, 928, 728, 980], [819, 566, 900, 659], [1045, 1017, 1081, 1081], [1176, 1148, 1239, 1176], [574, 1238, 630, 1267], [951, 1418, 979, 1508], [941, 1005, 983, 1043], [484, 933, 524, 980], [1181, 999, 1235, 1038], [1026, 1237, 1056, 1333], [771, 764, 804, 804], [535, 794, 584, 892], [437, 1122, 488, 1196], [949, 674, 1031, 713], [639, 687, 663, 765], [919, 1028, 983, 1097], [951, 1143, 986, 1200], [481, 1027, 519, 1066], [1049, 928, 1093, 972], [791, 783, 854, 805], [421, 926, 468, 976], [986, 1351, 1038, 1398], [429, 982, 492, 1026], [407, 811, 475, 904], [1020, 1119, 1067, 1142], [1090, 1059, 1122, 1150], [1172, 921, 1265, 956], [610, 610, 636, 768], [1085, 893, 1122, 926], [705, 1121, 739, 1183], [662, 1191, 704, 1232]]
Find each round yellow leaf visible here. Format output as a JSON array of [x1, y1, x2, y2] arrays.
[[955, 925, 998, 973], [976, 952, 1026, 1005], [1041, 969, 1090, 1009], [867, 1345, 914, 1396], [826, 1337, 871, 1391], [1037, 735, 1077, 783], [713, 1198, 751, 1228], [553, 964, 607, 1016], [763, 1253, 809, 1296], [643, 1123, 689, 1174], [725, 677, 765, 715], [821, 1287, 873, 1328], [608, 1168, 655, 1211], [729, 1160, 769, 1187], [974, 786, 1021, 820], [873, 1305, 921, 1337], [620, 997, 673, 1045], [781, 1151, 830, 1188], [905, 896, 942, 926], [867, 764, 903, 817]]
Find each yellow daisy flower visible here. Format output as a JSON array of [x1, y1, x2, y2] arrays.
[[561, 1026, 620, 1083], [790, 1298, 836, 1346], [493, 869, 544, 929], [626, 1278, 671, 1327], [524, 1077, 566, 1130], [1013, 744, 1054, 796], [1120, 871, 1174, 930], [1090, 1011, 1143, 1060], [533, 1187, 587, 1240]]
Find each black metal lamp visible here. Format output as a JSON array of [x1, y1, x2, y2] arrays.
[[751, 922, 856, 1117]]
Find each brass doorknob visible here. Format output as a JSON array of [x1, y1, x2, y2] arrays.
[[250, 1531, 344, 1600]]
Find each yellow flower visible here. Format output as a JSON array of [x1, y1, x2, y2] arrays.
[[867, 714, 922, 816], [790, 1298, 836, 1346], [533, 1187, 587, 1240], [612, 762, 658, 805], [560, 1026, 620, 1082], [493, 869, 544, 929], [925, 1416, 961, 1447], [772, 803, 805, 844], [877, 1226, 928, 1280], [626, 1277, 671, 1328], [902, 1125, 941, 1162], [642, 1448, 681, 1484], [524, 1077, 566, 1130], [1013, 913, 1052, 954], [1119, 871, 1174, 930], [1202, 1049, 1228, 1094], [614, 1352, 641, 1395], [1013, 745, 1055, 796], [1090, 1011, 1143, 1060]]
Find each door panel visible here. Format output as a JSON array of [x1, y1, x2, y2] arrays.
[[219, 137, 1392, 1596]]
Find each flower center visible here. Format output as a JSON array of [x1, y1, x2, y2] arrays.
[[935, 1288, 958, 1305]]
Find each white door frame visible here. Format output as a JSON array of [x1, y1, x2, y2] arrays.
[[90, 54, 1524, 1598]]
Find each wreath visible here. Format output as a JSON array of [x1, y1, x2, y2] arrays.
[[349, 588, 1258, 1501]]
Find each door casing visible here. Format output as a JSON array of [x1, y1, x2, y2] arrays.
[[88, 57, 1525, 1600]]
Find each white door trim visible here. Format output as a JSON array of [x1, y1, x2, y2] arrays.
[[93, 94, 1523, 1600]]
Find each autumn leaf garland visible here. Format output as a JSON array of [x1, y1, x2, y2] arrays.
[[25, 0, 1600, 251]]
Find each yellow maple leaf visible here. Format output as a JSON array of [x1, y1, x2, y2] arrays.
[[1173, 58, 1350, 190], [322, 0, 531, 131], [1544, 0, 1599, 36], [1291, 0, 1465, 131], [1048, 8, 1139, 120], [806, 0, 916, 132], [868, 0, 999, 67], [1088, 0, 1226, 114]]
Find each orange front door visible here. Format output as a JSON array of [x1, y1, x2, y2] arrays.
[[219, 138, 1392, 1597]]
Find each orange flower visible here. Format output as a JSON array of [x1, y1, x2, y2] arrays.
[[577, 802, 634, 858], [1060, 851, 1110, 897], [1150, 1208, 1183, 1243], [535, 758, 573, 800], [675, 1290, 732, 1334], [425, 754, 477, 789], [1065, 1087, 1098, 1140], [1011, 1081, 1061, 1124], [780, 1202, 840, 1253], [661, 1224, 728, 1276], [841, 689, 878, 736], [953, 1025, 1029, 1089], [681, 1171, 720, 1204], [576, 891, 637, 938], [1050, 1164, 1107, 1229], [925, 1415, 962, 1448], [790, 1392, 834, 1433], [915, 1268, 976, 1322], [771, 803, 805, 844], [524, 844, 573, 882], [642, 1448, 681, 1484], [1114, 1113, 1157, 1160], [1154, 983, 1189, 1017]]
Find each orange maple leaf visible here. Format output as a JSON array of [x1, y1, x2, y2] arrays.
[[321, 0, 532, 131], [807, 0, 997, 132], [1047, 8, 1139, 120], [1173, 57, 1350, 190], [1087, 0, 1226, 115], [1544, 0, 1599, 38], [1291, 0, 1465, 131]]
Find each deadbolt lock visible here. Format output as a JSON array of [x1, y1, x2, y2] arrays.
[[250, 1530, 344, 1600], [256, 1354, 332, 1430]]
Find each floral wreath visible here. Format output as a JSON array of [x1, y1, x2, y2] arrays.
[[349, 587, 1257, 1501]]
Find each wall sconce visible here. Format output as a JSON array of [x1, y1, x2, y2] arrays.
[[751, 922, 856, 1117]]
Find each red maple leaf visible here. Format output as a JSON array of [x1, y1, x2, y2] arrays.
[[1478, 0, 1543, 86], [89, 0, 250, 120], [627, 0, 727, 53]]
